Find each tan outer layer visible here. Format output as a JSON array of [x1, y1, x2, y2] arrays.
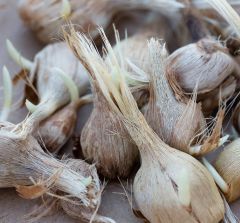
[[81, 88, 139, 179], [143, 40, 206, 153], [215, 139, 240, 202], [37, 103, 77, 153], [166, 38, 237, 95]]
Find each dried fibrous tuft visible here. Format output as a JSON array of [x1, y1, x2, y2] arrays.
[[143, 40, 208, 154], [0, 116, 114, 222]]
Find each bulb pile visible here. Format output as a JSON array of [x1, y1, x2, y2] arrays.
[[1, 0, 240, 222]]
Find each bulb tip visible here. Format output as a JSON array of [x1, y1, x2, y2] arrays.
[[52, 67, 79, 103], [0, 65, 12, 121], [6, 39, 12, 53], [61, 0, 71, 18], [177, 169, 191, 208], [25, 99, 37, 113], [2, 66, 8, 76], [82, 176, 92, 186]]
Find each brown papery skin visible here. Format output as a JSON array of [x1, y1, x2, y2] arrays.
[[166, 38, 238, 95], [144, 41, 206, 153], [36, 95, 91, 154], [18, 0, 182, 44], [25, 42, 90, 153], [215, 139, 240, 202], [81, 87, 138, 179], [37, 103, 77, 153], [18, 0, 114, 43]]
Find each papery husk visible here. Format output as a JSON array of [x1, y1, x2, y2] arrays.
[[0, 118, 113, 222], [37, 94, 92, 153], [107, 15, 162, 107], [166, 38, 239, 96], [80, 86, 138, 179], [124, 36, 225, 156], [10, 43, 89, 152], [67, 30, 225, 223], [143, 40, 209, 154], [60, 159, 115, 223], [193, 1, 240, 38], [37, 103, 77, 153], [8, 41, 91, 153], [180, 9, 239, 114], [18, 0, 184, 44], [215, 139, 240, 202], [66, 28, 139, 179]]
